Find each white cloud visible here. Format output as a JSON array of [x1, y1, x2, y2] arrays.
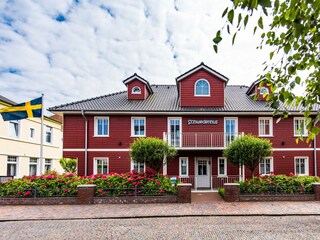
[[0, 0, 271, 114]]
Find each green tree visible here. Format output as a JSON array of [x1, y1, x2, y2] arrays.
[[130, 137, 177, 173], [59, 158, 77, 174], [223, 134, 272, 178], [214, 0, 320, 140]]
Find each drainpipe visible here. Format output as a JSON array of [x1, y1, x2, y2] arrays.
[[81, 110, 88, 176], [314, 137, 317, 176]]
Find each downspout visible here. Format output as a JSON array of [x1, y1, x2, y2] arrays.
[[81, 110, 88, 176], [314, 137, 317, 176]]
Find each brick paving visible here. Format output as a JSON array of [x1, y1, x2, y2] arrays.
[[0, 192, 320, 221]]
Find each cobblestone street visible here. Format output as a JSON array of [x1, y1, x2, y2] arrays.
[[1, 216, 320, 240]]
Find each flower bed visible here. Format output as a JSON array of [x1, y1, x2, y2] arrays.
[[0, 171, 177, 198], [239, 174, 320, 195]]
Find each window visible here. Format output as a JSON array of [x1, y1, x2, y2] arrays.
[[179, 157, 188, 177], [46, 126, 52, 143], [132, 86, 141, 94], [294, 157, 308, 176], [168, 118, 181, 147], [131, 117, 146, 136], [7, 156, 18, 177], [218, 157, 227, 176], [195, 79, 210, 96], [9, 120, 19, 138], [29, 158, 38, 176], [131, 160, 145, 172], [225, 118, 238, 147], [94, 117, 109, 137], [259, 157, 273, 175], [30, 128, 35, 139], [44, 159, 52, 172], [259, 87, 269, 95], [294, 117, 307, 136], [94, 158, 108, 174], [259, 117, 273, 136]]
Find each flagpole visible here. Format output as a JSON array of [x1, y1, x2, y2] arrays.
[[40, 93, 44, 175]]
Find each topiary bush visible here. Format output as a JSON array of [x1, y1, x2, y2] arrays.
[[239, 174, 320, 194]]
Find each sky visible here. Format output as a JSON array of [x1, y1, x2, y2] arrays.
[[0, 0, 270, 114]]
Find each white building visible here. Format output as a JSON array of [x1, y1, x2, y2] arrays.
[[0, 95, 63, 178]]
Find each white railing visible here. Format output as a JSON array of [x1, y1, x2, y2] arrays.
[[165, 132, 239, 149], [211, 175, 240, 189], [169, 175, 240, 190]]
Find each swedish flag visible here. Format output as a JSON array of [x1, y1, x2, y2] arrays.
[[0, 97, 42, 121]]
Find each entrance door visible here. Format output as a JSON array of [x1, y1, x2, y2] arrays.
[[196, 158, 211, 188]]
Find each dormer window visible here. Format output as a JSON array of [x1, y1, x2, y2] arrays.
[[260, 87, 269, 95], [132, 86, 141, 94], [195, 79, 210, 96]]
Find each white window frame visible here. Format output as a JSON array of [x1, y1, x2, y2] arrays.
[[179, 157, 189, 177], [132, 86, 141, 94], [224, 117, 238, 147], [7, 156, 19, 177], [167, 117, 182, 148], [130, 160, 146, 172], [194, 79, 210, 96], [45, 126, 53, 144], [94, 158, 109, 174], [29, 127, 35, 139], [44, 159, 52, 172], [259, 157, 274, 175], [9, 120, 20, 138], [259, 87, 269, 95], [94, 117, 109, 137], [294, 157, 309, 176], [258, 117, 273, 137], [218, 157, 227, 177], [131, 117, 146, 137], [29, 158, 39, 176], [294, 117, 307, 137]]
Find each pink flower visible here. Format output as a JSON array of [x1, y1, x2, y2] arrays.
[[24, 191, 32, 197], [156, 181, 161, 185]]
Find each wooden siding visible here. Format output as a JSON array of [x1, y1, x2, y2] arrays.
[[127, 79, 148, 100], [179, 69, 225, 107], [63, 114, 320, 177]]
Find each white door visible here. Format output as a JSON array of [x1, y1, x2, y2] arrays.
[[196, 158, 211, 188]]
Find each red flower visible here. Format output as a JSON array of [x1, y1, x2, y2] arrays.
[[156, 181, 161, 185], [24, 191, 32, 197]]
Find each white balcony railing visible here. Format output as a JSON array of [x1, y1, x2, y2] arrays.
[[164, 132, 239, 149]]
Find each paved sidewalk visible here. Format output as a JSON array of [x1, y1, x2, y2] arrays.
[[0, 193, 320, 221]]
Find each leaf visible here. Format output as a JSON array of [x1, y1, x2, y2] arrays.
[[258, 16, 264, 29], [269, 51, 274, 60], [227, 24, 230, 34], [213, 36, 222, 44], [232, 32, 237, 45], [237, 13, 242, 28], [258, 0, 271, 7], [244, 15, 249, 28], [213, 44, 218, 53], [228, 9, 234, 24], [295, 76, 301, 84], [253, 26, 257, 34], [284, 43, 291, 54], [222, 7, 228, 18]]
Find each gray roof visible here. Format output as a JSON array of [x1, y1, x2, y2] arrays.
[[49, 85, 315, 113]]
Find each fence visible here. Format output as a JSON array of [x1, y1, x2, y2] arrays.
[[0, 187, 77, 198], [240, 185, 314, 195], [95, 186, 177, 197]]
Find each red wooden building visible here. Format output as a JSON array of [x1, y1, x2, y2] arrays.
[[49, 63, 320, 189]]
